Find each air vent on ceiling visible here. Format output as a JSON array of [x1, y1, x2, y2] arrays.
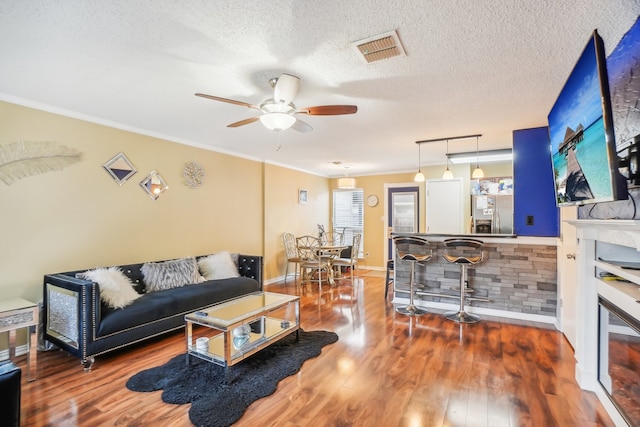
[[351, 30, 406, 64]]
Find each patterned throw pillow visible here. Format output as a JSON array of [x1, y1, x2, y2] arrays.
[[77, 267, 141, 309], [142, 257, 200, 292], [198, 251, 240, 280]]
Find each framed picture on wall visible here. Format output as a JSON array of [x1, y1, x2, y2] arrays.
[[103, 152, 137, 185], [298, 189, 308, 205]]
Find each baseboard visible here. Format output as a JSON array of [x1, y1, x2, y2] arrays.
[[0, 344, 28, 362], [391, 296, 558, 326], [265, 275, 285, 285], [594, 385, 628, 427], [268, 265, 388, 286]]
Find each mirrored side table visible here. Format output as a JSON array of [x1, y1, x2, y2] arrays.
[[0, 298, 38, 381]]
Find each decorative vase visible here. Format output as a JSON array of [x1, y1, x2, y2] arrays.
[[232, 324, 251, 350]]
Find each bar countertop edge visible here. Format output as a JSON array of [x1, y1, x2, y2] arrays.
[[391, 233, 559, 246]]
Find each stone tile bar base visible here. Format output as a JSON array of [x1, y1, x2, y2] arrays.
[[392, 237, 557, 319]]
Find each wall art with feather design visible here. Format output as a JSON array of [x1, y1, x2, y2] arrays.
[[0, 141, 82, 185]]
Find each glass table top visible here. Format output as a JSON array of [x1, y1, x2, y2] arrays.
[[186, 291, 299, 327]]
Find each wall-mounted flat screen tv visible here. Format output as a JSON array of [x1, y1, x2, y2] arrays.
[[548, 30, 623, 207]]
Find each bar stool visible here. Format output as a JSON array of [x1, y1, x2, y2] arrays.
[[442, 238, 484, 323], [384, 259, 394, 300], [393, 236, 432, 316]]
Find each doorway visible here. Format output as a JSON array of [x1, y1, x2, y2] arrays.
[[385, 184, 420, 260], [426, 178, 464, 234]]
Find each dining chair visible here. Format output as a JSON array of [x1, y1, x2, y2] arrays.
[[321, 230, 344, 246], [282, 232, 301, 284], [296, 235, 330, 289], [332, 233, 361, 283]]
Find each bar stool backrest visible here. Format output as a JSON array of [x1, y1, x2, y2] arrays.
[[392, 236, 432, 262], [443, 238, 483, 264]]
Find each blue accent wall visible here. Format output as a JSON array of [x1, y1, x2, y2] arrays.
[[513, 127, 560, 236]]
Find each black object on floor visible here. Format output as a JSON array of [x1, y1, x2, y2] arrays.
[[126, 329, 338, 427]]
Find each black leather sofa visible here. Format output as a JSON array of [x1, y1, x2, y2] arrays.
[[43, 254, 262, 370], [0, 360, 21, 426]]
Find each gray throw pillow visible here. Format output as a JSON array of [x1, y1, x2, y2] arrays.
[[142, 257, 200, 292]]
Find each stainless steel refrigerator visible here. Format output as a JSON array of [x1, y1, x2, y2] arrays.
[[472, 194, 513, 234]]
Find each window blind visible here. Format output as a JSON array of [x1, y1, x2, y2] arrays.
[[332, 189, 364, 257]]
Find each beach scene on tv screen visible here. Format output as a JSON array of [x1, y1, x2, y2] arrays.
[[548, 36, 613, 205]]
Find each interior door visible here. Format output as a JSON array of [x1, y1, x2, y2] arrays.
[[559, 206, 578, 349], [386, 186, 419, 258], [426, 178, 464, 233]]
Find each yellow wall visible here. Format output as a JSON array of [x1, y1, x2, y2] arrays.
[[331, 165, 468, 268], [0, 99, 513, 308], [0, 101, 332, 301], [474, 162, 513, 179], [1, 102, 263, 302], [329, 161, 513, 269], [263, 164, 329, 281], [0, 101, 333, 349], [333, 172, 415, 269]]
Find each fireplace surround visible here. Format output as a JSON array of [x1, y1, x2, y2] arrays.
[[568, 219, 640, 426]]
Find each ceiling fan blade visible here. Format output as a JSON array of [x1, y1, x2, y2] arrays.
[[297, 105, 358, 115], [273, 73, 300, 104], [291, 118, 313, 133], [227, 117, 261, 128], [195, 93, 260, 110]]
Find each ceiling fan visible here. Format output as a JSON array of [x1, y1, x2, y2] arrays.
[[195, 73, 357, 132]]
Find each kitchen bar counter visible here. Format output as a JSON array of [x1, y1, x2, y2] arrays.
[[403, 233, 557, 245], [391, 233, 559, 323]]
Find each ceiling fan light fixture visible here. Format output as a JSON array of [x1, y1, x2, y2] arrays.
[[259, 112, 296, 131], [197, 74, 357, 133]]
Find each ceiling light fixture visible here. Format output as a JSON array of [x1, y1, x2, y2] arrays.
[[259, 112, 296, 131], [416, 134, 484, 178], [447, 149, 513, 164], [442, 139, 453, 179], [338, 166, 357, 189], [472, 135, 485, 179], [414, 141, 425, 182]]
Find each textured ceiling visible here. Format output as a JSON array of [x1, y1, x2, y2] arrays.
[[1, 1, 639, 177]]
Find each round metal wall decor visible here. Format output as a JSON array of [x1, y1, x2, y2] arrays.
[[183, 161, 205, 189]]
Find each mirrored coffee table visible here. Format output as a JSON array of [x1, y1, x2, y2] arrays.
[[185, 291, 300, 382]]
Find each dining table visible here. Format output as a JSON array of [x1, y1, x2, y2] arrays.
[[319, 244, 349, 285]]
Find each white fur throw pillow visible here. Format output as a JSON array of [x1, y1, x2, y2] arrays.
[[142, 257, 200, 292], [78, 267, 141, 309], [198, 251, 240, 280]]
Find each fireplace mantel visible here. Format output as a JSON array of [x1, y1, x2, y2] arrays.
[[566, 218, 640, 426], [567, 219, 640, 251]]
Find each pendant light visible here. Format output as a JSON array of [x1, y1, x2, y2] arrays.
[[414, 142, 425, 182], [442, 139, 453, 179], [338, 166, 356, 189], [471, 135, 485, 179]]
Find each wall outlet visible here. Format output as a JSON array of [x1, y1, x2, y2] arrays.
[[365, 252, 370, 258], [526, 215, 534, 226]]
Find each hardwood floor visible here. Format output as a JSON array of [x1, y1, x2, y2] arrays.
[[17, 271, 614, 426]]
